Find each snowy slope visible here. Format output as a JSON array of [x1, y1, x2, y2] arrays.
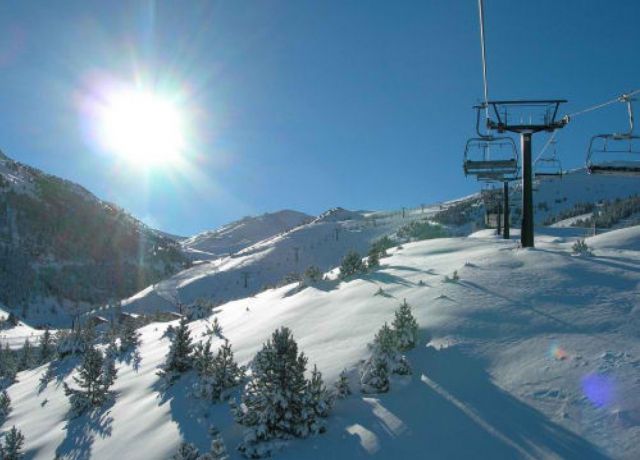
[[122, 206, 443, 313], [4, 226, 640, 459], [0, 307, 48, 350], [181, 210, 313, 260]]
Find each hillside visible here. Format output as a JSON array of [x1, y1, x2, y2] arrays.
[[0, 151, 187, 325], [3, 225, 639, 459], [181, 210, 312, 260], [121, 168, 639, 315]]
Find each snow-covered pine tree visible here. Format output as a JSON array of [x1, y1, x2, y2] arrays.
[[171, 442, 200, 460], [38, 327, 55, 363], [63, 344, 113, 414], [339, 251, 366, 279], [119, 320, 141, 353], [367, 246, 380, 269], [55, 327, 85, 357], [391, 299, 419, 351], [212, 340, 244, 400], [101, 342, 118, 390], [371, 322, 411, 375], [18, 339, 33, 370], [234, 327, 310, 457], [304, 365, 333, 434], [208, 317, 223, 338], [193, 338, 244, 402], [360, 354, 389, 394], [158, 318, 193, 383], [0, 390, 11, 423], [333, 369, 351, 399], [0, 425, 24, 460]]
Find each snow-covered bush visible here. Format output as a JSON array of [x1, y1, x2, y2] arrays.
[[56, 324, 92, 358], [304, 365, 333, 434], [63, 344, 115, 415], [192, 339, 244, 402], [172, 427, 229, 460], [360, 355, 389, 394], [158, 318, 194, 383], [0, 425, 24, 460], [572, 239, 593, 256], [392, 299, 419, 351], [234, 327, 330, 457], [172, 442, 200, 460], [333, 369, 351, 399], [339, 251, 366, 279]]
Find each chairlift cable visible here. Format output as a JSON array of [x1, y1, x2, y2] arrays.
[[564, 88, 640, 120], [477, 0, 490, 115], [534, 130, 557, 163]]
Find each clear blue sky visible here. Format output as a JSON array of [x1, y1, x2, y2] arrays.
[[0, 1, 638, 236]]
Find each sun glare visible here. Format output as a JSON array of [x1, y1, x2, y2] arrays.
[[97, 89, 186, 166]]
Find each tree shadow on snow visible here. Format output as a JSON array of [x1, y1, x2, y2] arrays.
[[54, 400, 114, 460], [362, 272, 414, 288], [288, 346, 609, 460], [37, 357, 80, 395]]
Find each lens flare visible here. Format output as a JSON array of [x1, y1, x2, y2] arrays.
[[549, 343, 569, 361], [581, 373, 616, 408]]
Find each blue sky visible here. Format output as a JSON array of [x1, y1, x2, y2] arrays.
[[0, 1, 638, 236]]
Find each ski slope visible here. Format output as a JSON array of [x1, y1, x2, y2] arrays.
[[4, 226, 639, 459]]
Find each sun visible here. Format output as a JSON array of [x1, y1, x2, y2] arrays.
[[97, 89, 186, 166]]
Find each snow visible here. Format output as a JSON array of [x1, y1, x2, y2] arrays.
[[4, 225, 640, 458], [0, 308, 48, 350]]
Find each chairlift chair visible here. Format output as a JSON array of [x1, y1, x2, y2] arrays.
[[463, 105, 519, 178], [535, 139, 563, 179], [586, 95, 640, 176]]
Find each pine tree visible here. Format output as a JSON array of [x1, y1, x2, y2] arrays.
[[38, 327, 55, 363], [304, 365, 333, 434], [172, 442, 200, 460], [391, 299, 419, 351], [64, 344, 114, 414], [235, 327, 310, 455], [333, 369, 351, 399], [371, 322, 411, 376], [119, 321, 141, 353], [18, 339, 33, 370], [0, 345, 17, 385], [1, 426, 24, 460], [339, 251, 366, 279], [212, 340, 244, 399], [158, 318, 193, 382], [101, 342, 118, 389], [360, 355, 389, 394], [367, 247, 380, 269], [0, 390, 11, 423]]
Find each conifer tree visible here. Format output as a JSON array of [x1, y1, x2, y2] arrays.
[[0, 390, 11, 423], [1, 426, 24, 460], [339, 251, 366, 279], [0, 345, 17, 385], [334, 369, 351, 399], [360, 354, 389, 394], [119, 320, 141, 353], [172, 442, 200, 460], [38, 327, 55, 363], [64, 344, 114, 414], [202, 426, 229, 460], [18, 339, 33, 370], [391, 299, 419, 351], [234, 327, 310, 456], [304, 365, 333, 434], [367, 247, 380, 269], [158, 318, 193, 382]]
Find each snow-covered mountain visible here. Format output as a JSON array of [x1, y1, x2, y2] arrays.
[[181, 210, 312, 260], [121, 169, 639, 315], [5, 225, 639, 459], [0, 151, 188, 325]]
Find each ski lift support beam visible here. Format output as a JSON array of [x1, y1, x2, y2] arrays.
[[486, 99, 568, 247]]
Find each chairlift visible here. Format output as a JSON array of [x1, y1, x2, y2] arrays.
[[586, 95, 640, 176], [464, 105, 519, 178], [535, 139, 563, 179]]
